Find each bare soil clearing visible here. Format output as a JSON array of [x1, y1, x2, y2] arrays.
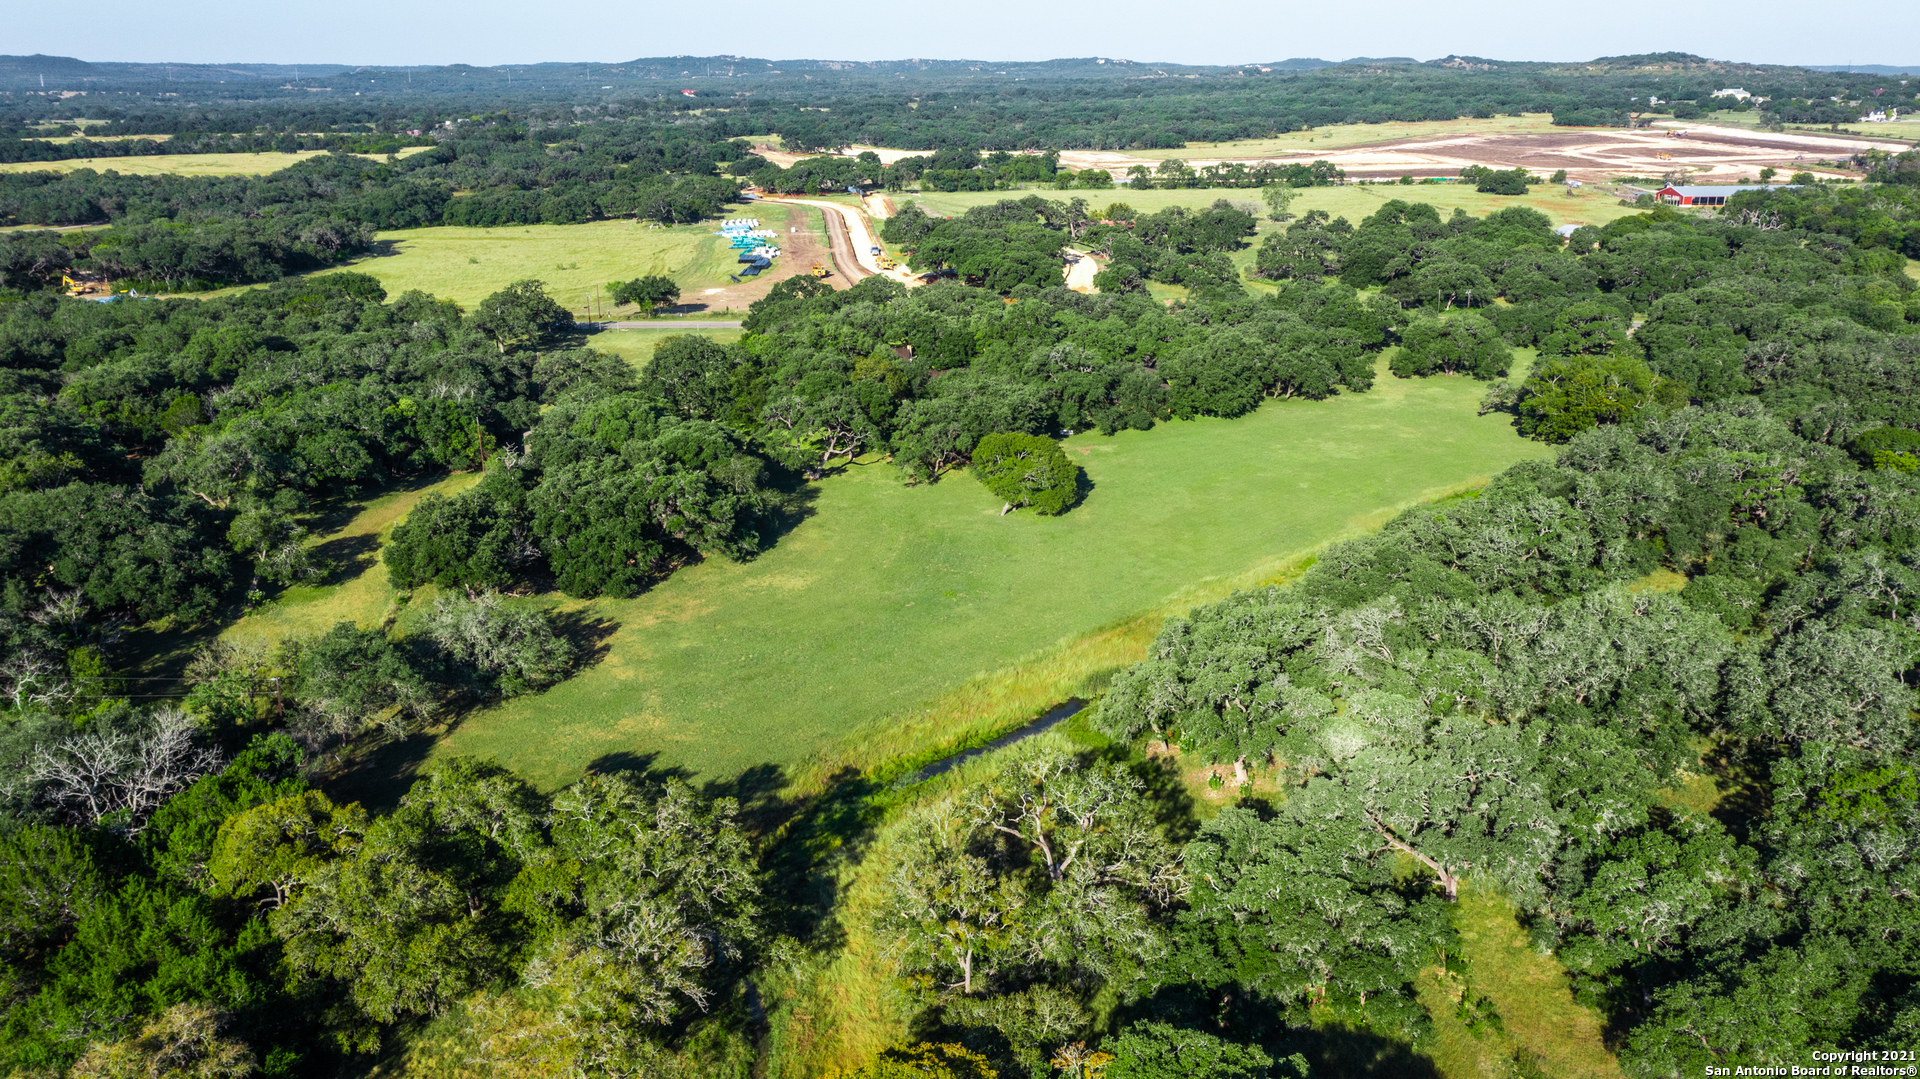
[[757, 196, 923, 287], [664, 202, 840, 310], [1045, 123, 1909, 184], [1063, 249, 1100, 292]]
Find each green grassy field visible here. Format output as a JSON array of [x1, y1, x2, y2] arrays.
[[0, 151, 335, 176], [1417, 888, 1625, 1079], [902, 182, 1641, 231], [237, 358, 1544, 791], [0, 145, 435, 176], [1106, 114, 1570, 160], [581, 327, 742, 368], [1687, 110, 1920, 147], [223, 473, 483, 646], [315, 214, 769, 311], [38, 133, 175, 144]]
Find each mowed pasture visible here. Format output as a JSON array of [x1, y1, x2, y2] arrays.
[[318, 201, 811, 312], [0, 145, 435, 176], [0, 151, 336, 176], [1070, 113, 1571, 162], [1693, 108, 1920, 142], [245, 359, 1548, 792], [900, 181, 1644, 231], [581, 327, 742, 367]]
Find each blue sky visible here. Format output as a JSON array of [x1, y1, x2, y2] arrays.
[[7, 0, 1917, 68]]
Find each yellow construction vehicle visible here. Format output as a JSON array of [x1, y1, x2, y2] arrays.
[[809, 262, 829, 278], [62, 274, 83, 296], [877, 256, 898, 271]]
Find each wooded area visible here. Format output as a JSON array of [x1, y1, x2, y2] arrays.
[[1, 65, 1918, 1078]]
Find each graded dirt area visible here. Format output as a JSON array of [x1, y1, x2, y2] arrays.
[[1051, 122, 1913, 184], [668, 201, 843, 311], [783, 118, 1908, 192], [754, 195, 926, 288]]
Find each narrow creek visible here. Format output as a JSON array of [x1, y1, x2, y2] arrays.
[[897, 698, 1089, 786]]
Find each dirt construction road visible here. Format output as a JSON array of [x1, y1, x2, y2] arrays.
[[753, 196, 923, 287]]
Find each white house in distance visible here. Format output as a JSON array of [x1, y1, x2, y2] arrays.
[[1711, 88, 1752, 101]]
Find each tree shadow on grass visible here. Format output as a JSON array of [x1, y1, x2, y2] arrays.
[[302, 469, 462, 538], [548, 608, 621, 674], [756, 766, 887, 947], [1703, 740, 1772, 846], [703, 763, 790, 835], [323, 727, 442, 816], [307, 533, 381, 587], [586, 748, 695, 785], [1110, 985, 1442, 1078], [1067, 464, 1097, 513], [328, 609, 620, 813], [758, 474, 822, 550], [1123, 743, 1202, 847]]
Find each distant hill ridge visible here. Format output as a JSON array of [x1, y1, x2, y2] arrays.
[[1804, 63, 1920, 76], [1, 51, 1911, 89]]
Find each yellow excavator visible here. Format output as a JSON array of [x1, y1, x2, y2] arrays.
[[809, 262, 829, 278]]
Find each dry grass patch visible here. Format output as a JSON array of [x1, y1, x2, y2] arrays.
[[0, 151, 331, 175], [222, 473, 481, 647], [1421, 887, 1624, 1079]]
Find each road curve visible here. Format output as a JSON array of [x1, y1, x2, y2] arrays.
[[753, 195, 922, 286]]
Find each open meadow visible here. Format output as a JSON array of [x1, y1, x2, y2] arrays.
[[900, 181, 1643, 230], [0, 144, 435, 176], [235, 357, 1548, 793], [1066, 114, 1571, 163], [579, 326, 743, 366], [0, 150, 336, 175], [1690, 107, 1920, 143], [315, 200, 818, 312]]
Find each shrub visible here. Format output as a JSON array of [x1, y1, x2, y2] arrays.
[[1516, 351, 1681, 442], [1849, 426, 1920, 471], [1393, 314, 1511, 379], [971, 433, 1080, 516]]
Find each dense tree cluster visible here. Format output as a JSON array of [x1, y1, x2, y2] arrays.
[[1081, 401, 1920, 1073], [0, 735, 761, 1075], [708, 63, 1903, 153], [1241, 195, 1920, 442], [3, 90, 1920, 1071], [1121, 158, 1344, 191], [0, 130, 431, 165], [1725, 181, 1920, 259], [7, 53, 1907, 154], [0, 121, 749, 288], [0, 269, 788, 636]]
